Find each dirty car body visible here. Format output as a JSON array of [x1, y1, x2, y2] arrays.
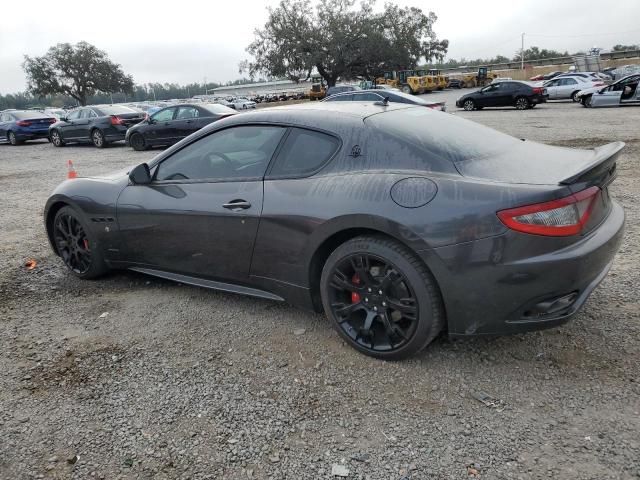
[[577, 74, 640, 107], [44, 103, 624, 358]]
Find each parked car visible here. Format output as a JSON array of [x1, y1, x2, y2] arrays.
[[125, 103, 237, 151], [529, 71, 563, 81], [0, 110, 56, 145], [456, 81, 547, 110], [325, 84, 362, 97], [543, 75, 606, 102], [324, 89, 446, 111], [232, 98, 256, 110], [447, 78, 463, 89], [49, 105, 145, 148], [576, 73, 640, 107], [43, 102, 624, 360], [43, 108, 67, 120]]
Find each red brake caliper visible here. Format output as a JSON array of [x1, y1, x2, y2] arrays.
[[83, 239, 89, 250], [351, 274, 361, 303]]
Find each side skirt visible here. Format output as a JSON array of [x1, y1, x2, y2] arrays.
[[127, 267, 285, 302]]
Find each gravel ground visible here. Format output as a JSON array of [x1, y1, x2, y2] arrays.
[[1, 93, 639, 480]]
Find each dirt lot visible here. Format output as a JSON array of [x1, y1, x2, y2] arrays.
[[1, 92, 639, 479]]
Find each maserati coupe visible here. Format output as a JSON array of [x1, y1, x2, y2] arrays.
[[44, 102, 625, 359]]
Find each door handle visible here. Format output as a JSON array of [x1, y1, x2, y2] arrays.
[[223, 199, 251, 210], [186, 120, 193, 123]]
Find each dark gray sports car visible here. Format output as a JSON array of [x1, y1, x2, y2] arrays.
[[44, 103, 625, 359]]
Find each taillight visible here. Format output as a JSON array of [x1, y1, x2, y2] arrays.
[[110, 115, 124, 125], [48, 118, 56, 123], [532, 87, 544, 95], [497, 187, 600, 236], [593, 82, 604, 87], [16, 120, 32, 126]]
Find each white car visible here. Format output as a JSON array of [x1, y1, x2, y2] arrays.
[[43, 108, 67, 120], [543, 75, 606, 102], [232, 98, 256, 110]]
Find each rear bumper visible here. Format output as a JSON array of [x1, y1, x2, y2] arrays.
[[531, 94, 548, 104], [419, 200, 625, 336], [103, 125, 128, 142], [15, 130, 50, 140]]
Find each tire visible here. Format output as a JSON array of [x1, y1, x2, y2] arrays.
[[52, 206, 108, 279], [8, 131, 20, 145], [515, 97, 530, 110], [463, 99, 475, 111], [571, 91, 580, 102], [401, 85, 412, 95], [91, 129, 107, 148], [320, 235, 445, 360], [129, 132, 147, 151], [582, 94, 593, 108], [50, 129, 65, 147]]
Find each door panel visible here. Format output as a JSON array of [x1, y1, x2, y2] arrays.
[[116, 181, 263, 281], [147, 108, 177, 145], [591, 89, 623, 107]]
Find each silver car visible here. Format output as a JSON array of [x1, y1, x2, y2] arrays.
[[543, 75, 605, 102], [577, 74, 640, 108]]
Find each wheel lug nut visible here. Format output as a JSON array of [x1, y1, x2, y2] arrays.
[[364, 298, 369, 302], [382, 302, 386, 307], [367, 288, 372, 293], [378, 290, 383, 295], [373, 306, 378, 311]]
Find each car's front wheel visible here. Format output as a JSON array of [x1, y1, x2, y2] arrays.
[[463, 99, 475, 111], [129, 132, 148, 151], [581, 94, 593, 108], [320, 235, 445, 360], [52, 206, 108, 279], [91, 129, 107, 148], [50, 129, 65, 147]]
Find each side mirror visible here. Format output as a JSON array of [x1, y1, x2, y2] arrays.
[[59, 117, 67, 122], [147, 116, 155, 124], [129, 163, 151, 185]]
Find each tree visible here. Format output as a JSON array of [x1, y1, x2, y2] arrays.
[[244, 0, 448, 87], [612, 44, 639, 51], [23, 42, 134, 106]]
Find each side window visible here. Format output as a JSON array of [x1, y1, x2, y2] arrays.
[[268, 128, 339, 178], [88, 109, 98, 118], [566, 78, 578, 85], [176, 106, 199, 119], [155, 126, 286, 182], [67, 110, 81, 120], [79, 109, 91, 119], [0, 114, 8, 122], [355, 93, 383, 101], [328, 94, 354, 102], [152, 108, 176, 122]]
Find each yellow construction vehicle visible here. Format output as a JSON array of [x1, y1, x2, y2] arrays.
[[308, 76, 326, 100], [378, 70, 426, 94], [458, 66, 499, 88], [415, 69, 439, 92], [427, 69, 447, 90]]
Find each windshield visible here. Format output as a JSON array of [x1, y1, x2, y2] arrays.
[[203, 103, 236, 114]]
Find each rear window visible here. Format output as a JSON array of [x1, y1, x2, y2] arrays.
[[366, 107, 520, 166], [93, 105, 137, 116], [12, 111, 52, 120], [203, 104, 236, 114]]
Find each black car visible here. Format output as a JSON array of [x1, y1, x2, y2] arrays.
[[49, 105, 145, 148], [456, 81, 548, 111], [44, 102, 624, 360], [324, 89, 446, 111], [325, 84, 361, 97], [125, 103, 237, 151]]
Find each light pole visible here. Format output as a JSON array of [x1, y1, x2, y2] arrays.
[[521, 32, 525, 70]]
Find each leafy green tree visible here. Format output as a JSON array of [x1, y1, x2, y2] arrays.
[[612, 44, 639, 51], [244, 0, 448, 86], [23, 42, 134, 106]]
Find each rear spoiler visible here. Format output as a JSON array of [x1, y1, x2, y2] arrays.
[[559, 141, 624, 186]]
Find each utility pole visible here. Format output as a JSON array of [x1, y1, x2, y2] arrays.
[[204, 76, 207, 95], [521, 32, 525, 70]]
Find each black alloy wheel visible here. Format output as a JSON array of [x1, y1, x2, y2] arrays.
[[321, 236, 444, 360], [130, 132, 147, 151], [463, 99, 475, 111], [515, 97, 530, 110], [92, 129, 106, 148], [52, 206, 107, 278], [50, 129, 64, 147]]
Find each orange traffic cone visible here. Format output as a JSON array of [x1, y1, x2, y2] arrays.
[[67, 160, 77, 179]]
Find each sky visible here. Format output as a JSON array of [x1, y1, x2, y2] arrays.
[[1, 0, 639, 93]]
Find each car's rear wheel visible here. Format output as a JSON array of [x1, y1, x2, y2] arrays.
[[515, 97, 530, 110], [463, 99, 475, 111], [8, 131, 20, 145], [571, 91, 580, 102], [52, 206, 107, 279], [50, 129, 65, 147], [320, 235, 444, 360], [129, 132, 147, 151], [91, 129, 107, 148]]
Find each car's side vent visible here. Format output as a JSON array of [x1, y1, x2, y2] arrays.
[[91, 217, 115, 223]]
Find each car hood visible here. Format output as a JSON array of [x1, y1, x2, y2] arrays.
[[577, 86, 603, 97]]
